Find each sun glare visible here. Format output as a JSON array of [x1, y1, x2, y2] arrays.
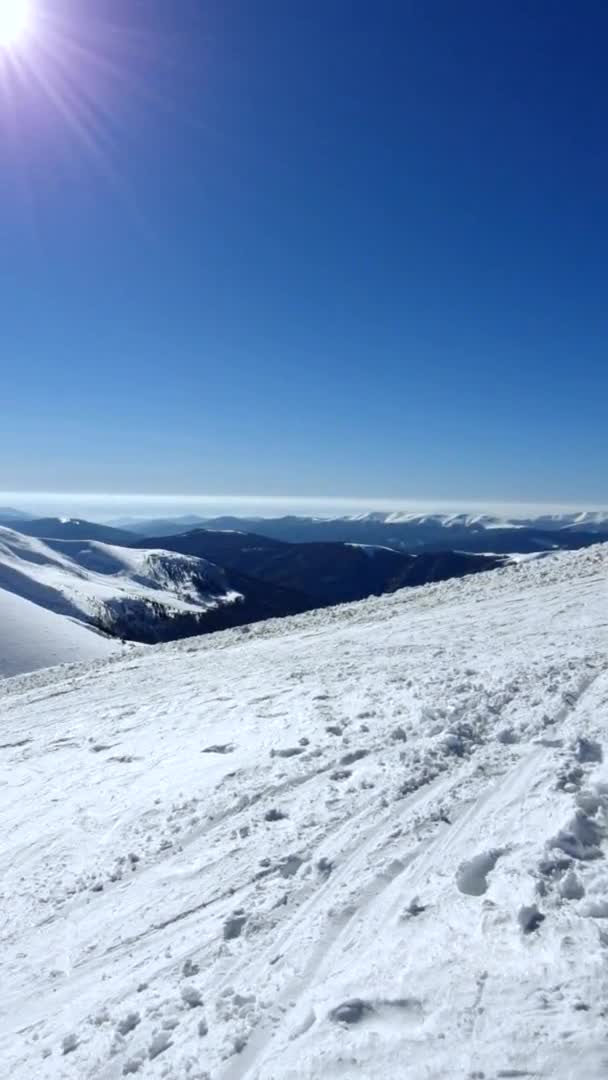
[[0, 0, 31, 48]]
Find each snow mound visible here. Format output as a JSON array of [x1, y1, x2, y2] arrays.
[[0, 544, 607, 1078]]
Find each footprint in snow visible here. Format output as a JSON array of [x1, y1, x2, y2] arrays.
[[329, 997, 422, 1026], [148, 1032, 172, 1059], [223, 913, 248, 940], [116, 1012, 140, 1036], [340, 749, 369, 766], [329, 999, 372, 1024], [401, 896, 426, 919], [518, 904, 545, 934], [574, 737, 603, 764]]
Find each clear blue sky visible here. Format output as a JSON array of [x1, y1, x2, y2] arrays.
[[1, 0, 606, 505]]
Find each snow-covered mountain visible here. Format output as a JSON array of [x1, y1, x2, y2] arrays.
[[134, 528, 505, 606], [0, 527, 507, 676], [5, 507, 608, 549], [156, 512, 608, 551], [343, 509, 608, 530], [1, 543, 607, 1078], [98, 508, 608, 543], [0, 528, 242, 671]]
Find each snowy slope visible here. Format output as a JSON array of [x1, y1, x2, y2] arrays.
[[0, 586, 121, 678], [0, 545, 607, 1079], [0, 528, 241, 655]]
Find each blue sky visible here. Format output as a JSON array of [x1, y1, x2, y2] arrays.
[[1, 0, 606, 506]]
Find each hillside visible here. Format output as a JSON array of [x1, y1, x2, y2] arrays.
[[0, 526, 506, 677], [0, 586, 121, 677], [1, 544, 607, 1078], [0, 528, 244, 661], [3, 517, 136, 543], [134, 529, 504, 605]]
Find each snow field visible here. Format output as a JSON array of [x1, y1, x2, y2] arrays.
[[0, 544, 607, 1078]]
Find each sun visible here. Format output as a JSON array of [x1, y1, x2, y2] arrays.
[[0, 0, 31, 48]]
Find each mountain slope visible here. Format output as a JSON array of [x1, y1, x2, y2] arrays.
[[0, 527, 244, 654], [1, 544, 607, 1078], [0, 586, 121, 678], [135, 528, 505, 604], [8, 518, 136, 543]]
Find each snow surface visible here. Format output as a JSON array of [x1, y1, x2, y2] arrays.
[[0, 586, 121, 678], [1, 545, 608, 1079], [0, 529, 241, 674]]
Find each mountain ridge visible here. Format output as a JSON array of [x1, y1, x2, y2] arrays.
[[130, 514, 607, 554], [0, 516, 136, 543], [0, 526, 506, 675], [134, 527, 505, 606]]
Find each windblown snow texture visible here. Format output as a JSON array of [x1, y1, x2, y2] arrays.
[[0, 544, 607, 1078]]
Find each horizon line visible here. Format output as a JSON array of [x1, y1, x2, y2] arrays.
[[1, 491, 607, 516]]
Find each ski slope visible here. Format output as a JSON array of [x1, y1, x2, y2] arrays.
[[1, 545, 607, 1079]]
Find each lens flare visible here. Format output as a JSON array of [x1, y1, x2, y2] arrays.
[[0, 0, 31, 48]]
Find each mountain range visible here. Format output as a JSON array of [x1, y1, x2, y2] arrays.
[[0, 523, 503, 674], [145, 512, 608, 553], [3, 506, 608, 677], [133, 528, 505, 606], [3, 508, 608, 548]]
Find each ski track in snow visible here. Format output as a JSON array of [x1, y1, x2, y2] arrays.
[[0, 545, 607, 1079]]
